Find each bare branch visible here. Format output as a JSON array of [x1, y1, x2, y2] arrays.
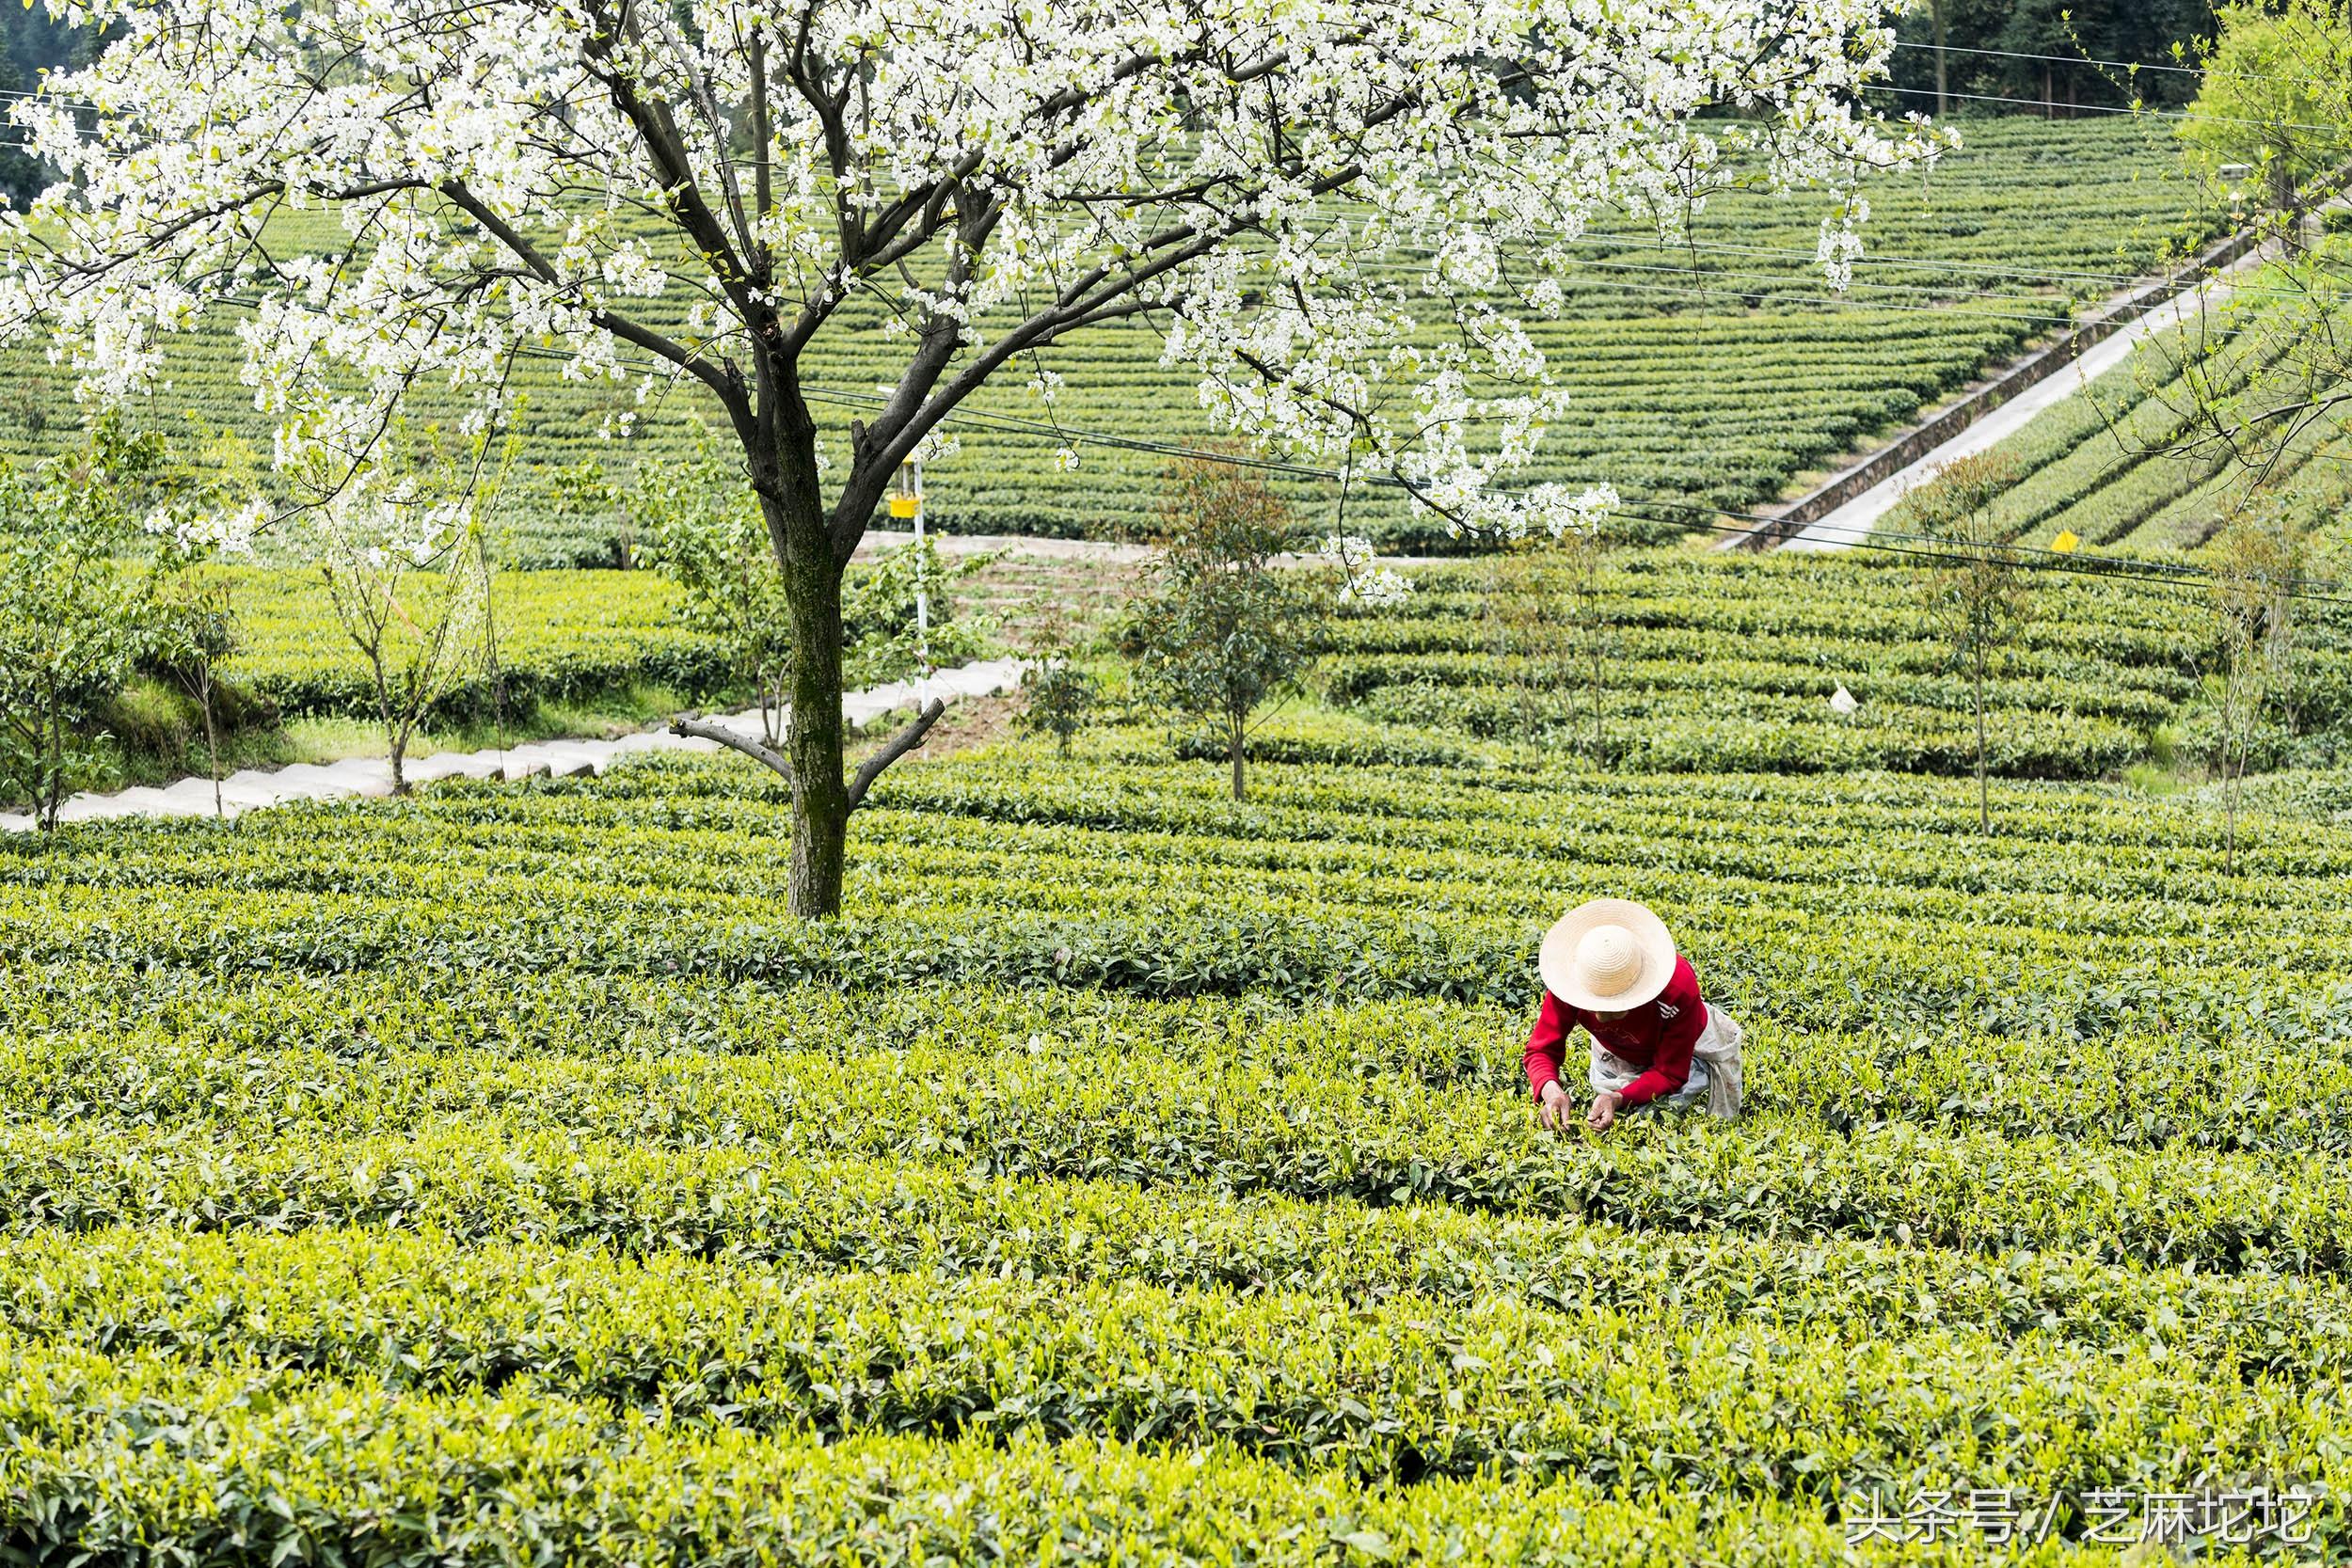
[[673, 713, 800, 797], [846, 698, 946, 810], [436, 179, 749, 413]]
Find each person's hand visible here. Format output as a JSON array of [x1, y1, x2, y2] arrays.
[[1537, 1081, 1575, 1131], [1586, 1090, 1621, 1132]]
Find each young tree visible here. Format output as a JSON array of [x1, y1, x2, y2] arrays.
[[1019, 652, 1101, 761], [1558, 525, 1618, 769], [143, 429, 271, 816], [1900, 451, 2028, 833], [842, 533, 993, 687], [1484, 529, 1614, 768], [147, 571, 247, 819], [0, 420, 173, 829], [298, 475, 494, 797], [2201, 495, 2308, 873], [0, 0, 1938, 914], [2139, 4, 2352, 478], [1134, 455, 1324, 801]]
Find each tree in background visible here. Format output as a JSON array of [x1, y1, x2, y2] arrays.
[[2201, 490, 2312, 871], [153, 584, 238, 818], [1482, 546, 1573, 751], [2181, 1, 2352, 241], [0, 0, 1936, 915], [0, 52, 40, 213], [842, 534, 993, 688], [1886, 0, 2220, 114], [2133, 3, 2352, 480], [1133, 455, 1324, 802], [644, 433, 992, 746], [1484, 531, 1615, 769], [1019, 626, 1101, 762], [0, 6, 89, 209], [1903, 451, 2028, 833], [0, 419, 175, 828]]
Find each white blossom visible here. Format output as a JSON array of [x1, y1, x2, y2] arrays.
[[143, 498, 264, 560], [1318, 532, 1415, 607], [0, 0, 1941, 557]]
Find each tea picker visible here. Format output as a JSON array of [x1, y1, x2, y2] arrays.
[[1524, 898, 1744, 1132]]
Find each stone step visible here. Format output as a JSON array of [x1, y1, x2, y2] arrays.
[[406, 750, 504, 784], [215, 773, 301, 809], [530, 742, 611, 778], [153, 778, 236, 816], [56, 787, 178, 822], [323, 758, 397, 798]]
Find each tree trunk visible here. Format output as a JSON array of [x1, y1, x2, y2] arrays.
[[40, 677, 62, 831], [1588, 630, 1605, 770], [200, 667, 222, 819], [1229, 707, 1247, 801], [2226, 767, 2239, 876], [1932, 1, 1947, 116], [1973, 652, 1989, 835], [777, 495, 851, 918], [2274, 162, 2302, 252]]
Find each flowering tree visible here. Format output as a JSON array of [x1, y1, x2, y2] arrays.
[[1, 0, 1937, 914]]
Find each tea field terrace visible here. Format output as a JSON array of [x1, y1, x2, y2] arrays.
[[3, 728, 2350, 1553]]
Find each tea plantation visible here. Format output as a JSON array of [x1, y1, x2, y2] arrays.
[[8, 56, 2350, 1560], [7, 531, 2352, 1560]]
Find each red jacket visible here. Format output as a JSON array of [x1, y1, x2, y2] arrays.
[[1524, 955, 1708, 1109]]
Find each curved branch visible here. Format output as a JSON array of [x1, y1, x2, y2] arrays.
[[672, 713, 799, 798], [846, 698, 946, 811]]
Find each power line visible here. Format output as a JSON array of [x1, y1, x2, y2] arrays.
[[1876, 84, 2352, 140], [1541, 273, 2082, 328], [1891, 39, 2342, 92], [145, 303, 2328, 601], [1547, 230, 2296, 303], [33, 287, 2349, 604], [1562, 253, 2106, 323], [20, 198, 2344, 600]]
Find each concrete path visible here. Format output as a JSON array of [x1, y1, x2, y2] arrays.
[[1, 657, 1028, 833], [855, 531, 1154, 562], [857, 529, 1453, 569], [1781, 253, 2270, 553]]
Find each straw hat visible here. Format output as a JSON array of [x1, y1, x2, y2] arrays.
[[1539, 898, 1677, 1012]]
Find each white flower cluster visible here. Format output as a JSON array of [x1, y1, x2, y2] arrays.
[[0, 0, 1942, 545], [1532, 483, 1622, 541], [1317, 533, 1414, 608], [142, 498, 264, 560], [301, 483, 476, 577]]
